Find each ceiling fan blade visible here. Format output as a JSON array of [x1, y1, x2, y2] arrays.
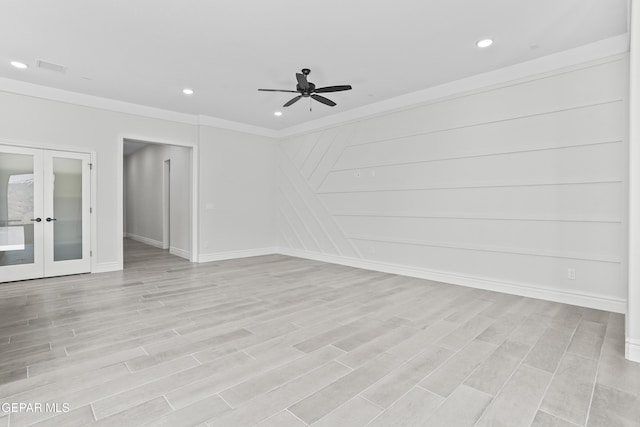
[[296, 73, 309, 90], [258, 89, 299, 93], [314, 85, 352, 93], [283, 95, 303, 107], [311, 94, 337, 107]]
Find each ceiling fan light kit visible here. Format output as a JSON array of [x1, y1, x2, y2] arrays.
[[258, 68, 352, 110]]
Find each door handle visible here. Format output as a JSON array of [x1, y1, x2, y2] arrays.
[[30, 218, 42, 222], [46, 217, 57, 222]]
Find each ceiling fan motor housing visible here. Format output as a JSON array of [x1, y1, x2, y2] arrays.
[[298, 82, 316, 96]]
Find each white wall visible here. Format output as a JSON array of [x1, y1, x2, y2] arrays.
[[0, 90, 277, 270], [0, 56, 629, 315], [0, 92, 198, 271], [124, 143, 192, 256], [277, 58, 629, 312], [124, 144, 165, 245], [198, 126, 277, 261], [167, 145, 193, 256]]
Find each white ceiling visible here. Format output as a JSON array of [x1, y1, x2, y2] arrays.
[[0, 0, 629, 130]]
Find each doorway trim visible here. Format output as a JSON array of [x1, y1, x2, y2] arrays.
[[117, 135, 199, 267], [627, 0, 640, 363], [162, 159, 170, 250]]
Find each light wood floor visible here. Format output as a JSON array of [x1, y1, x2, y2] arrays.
[[0, 239, 638, 426]]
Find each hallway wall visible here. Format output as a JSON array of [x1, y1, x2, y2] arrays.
[[124, 143, 192, 258]]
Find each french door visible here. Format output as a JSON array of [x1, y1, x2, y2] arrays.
[[0, 145, 91, 282]]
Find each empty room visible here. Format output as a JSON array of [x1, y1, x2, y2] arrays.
[[0, 1, 639, 426]]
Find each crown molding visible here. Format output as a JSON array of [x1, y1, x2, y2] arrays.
[[0, 77, 199, 125], [278, 34, 630, 138], [197, 115, 278, 138], [0, 34, 629, 140]]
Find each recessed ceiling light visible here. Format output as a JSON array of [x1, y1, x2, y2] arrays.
[[476, 39, 493, 48], [10, 61, 28, 69], [182, 88, 194, 95], [274, 111, 283, 116]]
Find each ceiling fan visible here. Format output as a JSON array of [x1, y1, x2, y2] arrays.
[[258, 68, 352, 108]]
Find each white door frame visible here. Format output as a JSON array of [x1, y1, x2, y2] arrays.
[[117, 136, 199, 266], [627, 0, 640, 363], [0, 142, 94, 281], [162, 159, 170, 250]]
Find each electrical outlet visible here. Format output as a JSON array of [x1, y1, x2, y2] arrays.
[[568, 268, 576, 280]]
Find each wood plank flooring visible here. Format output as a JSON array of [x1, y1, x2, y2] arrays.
[[0, 238, 638, 426]]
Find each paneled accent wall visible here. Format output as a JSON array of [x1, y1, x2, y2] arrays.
[[277, 58, 628, 311]]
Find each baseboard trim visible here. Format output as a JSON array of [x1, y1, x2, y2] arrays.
[[170, 246, 191, 260], [276, 247, 626, 314], [626, 338, 640, 363], [92, 261, 122, 273], [199, 247, 278, 263], [125, 233, 164, 249], [93, 243, 626, 313]]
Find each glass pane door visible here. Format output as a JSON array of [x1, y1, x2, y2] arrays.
[[43, 151, 91, 277], [0, 146, 90, 282], [0, 146, 44, 282], [52, 157, 83, 261]]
